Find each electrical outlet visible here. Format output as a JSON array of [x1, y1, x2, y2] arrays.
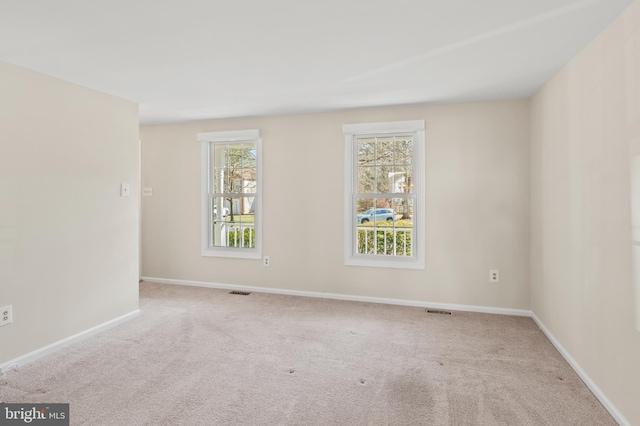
[[263, 256, 270, 267], [0, 305, 12, 327], [142, 187, 153, 196], [489, 269, 499, 283]]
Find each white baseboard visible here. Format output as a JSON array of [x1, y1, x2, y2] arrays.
[[141, 276, 531, 317], [531, 313, 629, 426], [0, 310, 140, 372]]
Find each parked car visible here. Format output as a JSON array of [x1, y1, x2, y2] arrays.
[[214, 205, 230, 218], [356, 208, 398, 224]]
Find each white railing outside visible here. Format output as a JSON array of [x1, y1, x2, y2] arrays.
[[356, 226, 413, 256], [223, 222, 255, 248]]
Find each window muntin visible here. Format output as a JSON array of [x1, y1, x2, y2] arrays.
[[344, 121, 424, 269], [199, 130, 261, 259]]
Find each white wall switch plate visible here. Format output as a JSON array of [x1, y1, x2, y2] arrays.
[[142, 187, 153, 196], [489, 269, 500, 283], [121, 183, 130, 197]]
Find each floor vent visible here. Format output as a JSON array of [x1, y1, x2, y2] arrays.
[[426, 309, 451, 315], [229, 291, 251, 296]]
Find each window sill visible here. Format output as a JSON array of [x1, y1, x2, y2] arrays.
[[201, 248, 262, 260], [345, 256, 425, 270]]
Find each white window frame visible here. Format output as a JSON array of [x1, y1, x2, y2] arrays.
[[198, 129, 262, 259], [343, 120, 425, 269]]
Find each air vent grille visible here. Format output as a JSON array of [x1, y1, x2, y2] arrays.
[[229, 291, 251, 296], [426, 309, 451, 315]]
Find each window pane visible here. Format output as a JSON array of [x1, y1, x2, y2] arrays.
[[356, 199, 374, 225], [211, 197, 229, 247], [357, 166, 375, 194], [232, 177, 242, 193], [357, 228, 375, 255], [394, 136, 413, 165], [376, 137, 394, 165], [212, 197, 229, 221], [212, 144, 228, 193], [356, 198, 395, 224], [357, 138, 375, 165], [393, 165, 413, 194], [228, 144, 244, 168], [373, 198, 395, 223], [241, 143, 257, 169], [356, 198, 374, 219], [242, 196, 256, 215], [240, 168, 257, 194], [375, 166, 394, 193], [213, 167, 229, 194], [213, 144, 228, 168], [396, 197, 413, 221], [227, 220, 256, 248]]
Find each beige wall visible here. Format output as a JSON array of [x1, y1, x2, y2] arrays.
[[141, 100, 530, 310], [0, 61, 140, 364], [530, 1, 640, 424]]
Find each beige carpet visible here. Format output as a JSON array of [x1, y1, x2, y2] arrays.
[[1, 282, 615, 425]]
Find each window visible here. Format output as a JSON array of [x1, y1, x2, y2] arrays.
[[344, 120, 425, 269], [198, 129, 262, 259]]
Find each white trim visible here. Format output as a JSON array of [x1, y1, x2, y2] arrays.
[[0, 310, 140, 372], [344, 134, 355, 265], [531, 313, 630, 426], [343, 120, 425, 135], [197, 129, 260, 143], [200, 140, 209, 255], [343, 256, 426, 269], [141, 277, 530, 317]]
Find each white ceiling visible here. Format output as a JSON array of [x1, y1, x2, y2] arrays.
[[0, 0, 634, 124]]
